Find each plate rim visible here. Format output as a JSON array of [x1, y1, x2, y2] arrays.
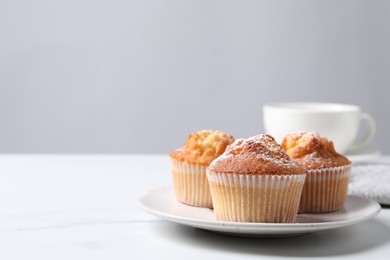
[[139, 186, 381, 233]]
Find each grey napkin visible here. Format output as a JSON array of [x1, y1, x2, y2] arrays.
[[348, 165, 390, 205]]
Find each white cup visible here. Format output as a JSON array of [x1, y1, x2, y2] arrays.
[[263, 102, 376, 154]]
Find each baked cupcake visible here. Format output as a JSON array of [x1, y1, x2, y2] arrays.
[[281, 132, 352, 213], [207, 134, 306, 223], [170, 130, 234, 208]]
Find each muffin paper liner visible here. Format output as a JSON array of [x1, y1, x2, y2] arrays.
[[207, 171, 306, 223], [299, 164, 352, 213], [171, 159, 213, 208]]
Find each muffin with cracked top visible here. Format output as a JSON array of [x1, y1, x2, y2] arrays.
[[282, 131, 352, 213], [170, 130, 234, 208], [207, 134, 306, 223]]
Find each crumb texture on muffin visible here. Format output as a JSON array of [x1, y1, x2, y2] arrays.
[[281, 131, 351, 170], [170, 130, 234, 166], [208, 134, 305, 175]]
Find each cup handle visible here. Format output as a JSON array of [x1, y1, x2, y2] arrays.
[[348, 112, 376, 152]]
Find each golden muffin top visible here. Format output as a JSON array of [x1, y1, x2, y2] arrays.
[[170, 130, 234, 166], [208, 134, 305, 175], [281, 131, 351, 170]]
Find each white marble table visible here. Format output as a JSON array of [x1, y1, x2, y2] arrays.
[[1, 154, 390, 259]]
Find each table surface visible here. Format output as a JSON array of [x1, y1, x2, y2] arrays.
[[1, 154, 390, 260]]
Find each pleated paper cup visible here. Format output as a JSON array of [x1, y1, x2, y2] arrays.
[[299, 164, 352, 213], [170, 159, 213, 208], [207, 171, 306, 223]]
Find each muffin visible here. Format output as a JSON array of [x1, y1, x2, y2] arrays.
[[207, 134, 306, 223], [170, 130, 234, 208], [281, 131, 352, 213]]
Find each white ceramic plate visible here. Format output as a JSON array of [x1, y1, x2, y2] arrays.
[[139, 187, 381, 238]]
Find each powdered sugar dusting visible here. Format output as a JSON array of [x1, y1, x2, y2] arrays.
[[289, 131, 320, 140], [282, 131, 350, 169], [211, 134, 299, 169]]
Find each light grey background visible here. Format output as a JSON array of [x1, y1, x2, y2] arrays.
[[0, 0, 389, 154]]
